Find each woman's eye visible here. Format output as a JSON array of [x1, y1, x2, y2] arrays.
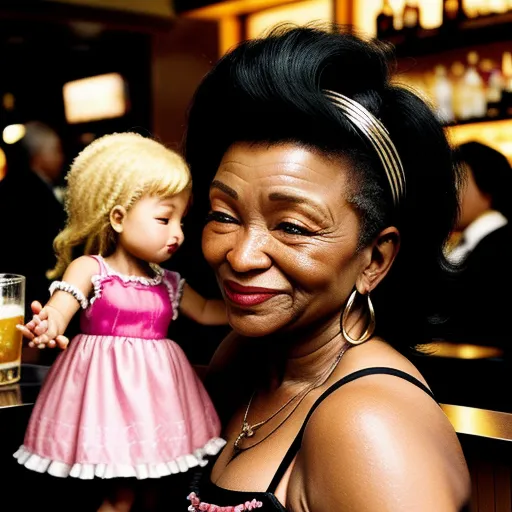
[[206, 211, 240, 224], [156, 218, 169, 225], [277, 222, 314, 236]]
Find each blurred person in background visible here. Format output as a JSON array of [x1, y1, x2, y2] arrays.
[[438, 141, 512, 348], [0, 121, 66, 361]]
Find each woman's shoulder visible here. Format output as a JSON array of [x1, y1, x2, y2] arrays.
[[296, 341, 470, 510]]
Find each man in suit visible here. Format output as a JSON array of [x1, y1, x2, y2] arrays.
[[437, 141, 512, 349], [0, 121, 66, 347]]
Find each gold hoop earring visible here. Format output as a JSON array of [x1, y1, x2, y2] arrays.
[[341, 289, 375, 345]]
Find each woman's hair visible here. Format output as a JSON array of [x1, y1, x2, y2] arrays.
[[184, 25, 461, 352], [455, 140, 512, 220], [48, 132, 191, 279]]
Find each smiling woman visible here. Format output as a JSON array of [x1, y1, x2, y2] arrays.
[[182, 24, 471, 512]]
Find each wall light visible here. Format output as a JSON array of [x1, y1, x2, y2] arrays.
[[63, 72, 127, 124], [3, 124, 26, 145]]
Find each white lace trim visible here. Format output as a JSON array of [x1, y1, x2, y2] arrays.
[[174, 278, 185, 320], [89, 274, 103, 306], [13, 437, 226, 480], [101, 257, 164, 286], [161, 272, 185, 321], [88, 256, 165, 306], [49, 281, 89, 309]]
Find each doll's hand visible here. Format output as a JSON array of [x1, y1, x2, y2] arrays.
[[17, 301, 69, 350]]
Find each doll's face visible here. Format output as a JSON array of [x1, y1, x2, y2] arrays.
[[112, 189, 191, 264]]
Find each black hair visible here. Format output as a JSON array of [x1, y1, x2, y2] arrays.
[[184, 25, 461, 353], [455, 141, 512, 220]]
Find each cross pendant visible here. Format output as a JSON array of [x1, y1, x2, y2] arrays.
[[242, 422, 255, 437], [233, 422, 255, 451]]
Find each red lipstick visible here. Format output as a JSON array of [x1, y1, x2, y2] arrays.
[[167, 244, 179, 254], [223, 280, 279, 306]]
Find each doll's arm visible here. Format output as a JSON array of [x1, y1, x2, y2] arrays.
[[179, 283, 227, 325], [17, 256, 97, 349]]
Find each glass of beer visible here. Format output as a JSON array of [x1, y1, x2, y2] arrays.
[[0, 274, 25, 386]]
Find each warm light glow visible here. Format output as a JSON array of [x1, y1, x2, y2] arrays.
[[447, 119, 512, 163], [2, 93, 14, 111], [247, 0, 333, 39], [219, 16, 241, 55], [181, 0, 297, 18], [63, 73, 127, 124], [464, 0, 509, 15], [424, 341, 504, 359], [2, 124, 26, 145], [441, 404, 512, 441], [49, 0, 173, 17], [0, 147, 6, 180]]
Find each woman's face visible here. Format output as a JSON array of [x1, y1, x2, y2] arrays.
[[202, 142, 367, 338]]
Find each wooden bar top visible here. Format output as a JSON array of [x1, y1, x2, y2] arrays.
[[442, 404, 512, 442]]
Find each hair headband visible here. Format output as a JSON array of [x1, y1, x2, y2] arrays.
[[323, 89, 406, 206]]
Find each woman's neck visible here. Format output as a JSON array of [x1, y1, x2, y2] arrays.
[[263, 319, 348, 389]]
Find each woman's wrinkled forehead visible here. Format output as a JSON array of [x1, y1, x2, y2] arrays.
[[210, 142, 356, 228], [213, 142, 352, 198]]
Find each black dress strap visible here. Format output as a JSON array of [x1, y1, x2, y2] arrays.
[[266, 366, 436, 493]]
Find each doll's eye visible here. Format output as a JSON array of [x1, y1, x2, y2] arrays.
[[156, 218, 169, 225]]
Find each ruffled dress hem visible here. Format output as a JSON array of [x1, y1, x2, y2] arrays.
[[13, 437, 226, 480]]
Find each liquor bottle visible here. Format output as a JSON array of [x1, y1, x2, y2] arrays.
[[450, 61, 466, 121], [486, 64, 504, 118], [401, 0, 421, 37], [432, 65, 455, 124], [376, 0, 395, 39], [459, 52, 487, 120], [442, 0, 467, 30], [488, 0, 508, 13], [478, 0, 491, 16], [500, 52, 512, 116]]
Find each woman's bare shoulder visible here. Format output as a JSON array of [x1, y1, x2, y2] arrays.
[[292, 345, 470, 511]]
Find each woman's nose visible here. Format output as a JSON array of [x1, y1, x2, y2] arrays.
[[226, 227, 272, 272]]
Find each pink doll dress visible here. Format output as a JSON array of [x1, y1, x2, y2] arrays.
[[14, 255, 225, 479]]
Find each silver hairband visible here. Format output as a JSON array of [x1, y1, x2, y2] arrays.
[[323, 89, 406, 206]]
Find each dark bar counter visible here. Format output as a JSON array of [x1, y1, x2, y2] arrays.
[[1, 350, 511, 511]]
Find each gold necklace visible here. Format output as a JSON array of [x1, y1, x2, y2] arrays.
[[233, 342, 350, 453], [233, 381, 310, 451]]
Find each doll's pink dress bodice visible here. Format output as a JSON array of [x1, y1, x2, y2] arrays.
[[80, 259, 180, 339], [14, 255, 225, 480]]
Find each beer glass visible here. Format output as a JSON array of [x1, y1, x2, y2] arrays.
[[0, 274, 25, 385]]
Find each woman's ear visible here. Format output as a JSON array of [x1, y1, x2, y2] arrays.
[[356, 227, 400, 294], [110, 205, 127, 234]]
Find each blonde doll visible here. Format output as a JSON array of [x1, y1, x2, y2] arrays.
[[14, 133, 226, 508]]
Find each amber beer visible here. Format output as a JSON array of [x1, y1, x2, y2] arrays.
[[0, 274, 25, 385]]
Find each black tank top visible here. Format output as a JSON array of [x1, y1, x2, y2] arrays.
[[187, 367, 450, 511]]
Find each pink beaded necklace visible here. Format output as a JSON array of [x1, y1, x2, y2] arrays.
[[187, 492, 263, 511]]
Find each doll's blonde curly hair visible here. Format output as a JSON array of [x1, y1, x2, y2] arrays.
[[47, 132, 191, 279]]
